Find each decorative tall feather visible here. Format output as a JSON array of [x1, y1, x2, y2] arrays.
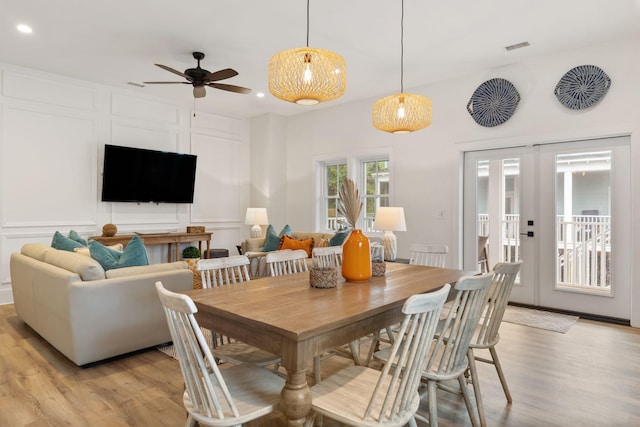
[[337, 178, 362, 229]]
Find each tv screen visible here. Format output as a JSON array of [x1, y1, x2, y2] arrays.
[[101, 144, 197, 203]]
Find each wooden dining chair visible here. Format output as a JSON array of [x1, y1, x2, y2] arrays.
[[408, 243, 449, 267], [366, 243, 449, 362], [196, 256, 281, 371], [306, 284, 451, 427], [265, 249, 309, 276], [198, 255, 251, 288], [374, 273, 493, 427], [154, 282, 285, 427], [311, 246, 343, 268], [467, 261, 522, 426]]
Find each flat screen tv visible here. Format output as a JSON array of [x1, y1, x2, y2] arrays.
[[101, 144, 197, 203]]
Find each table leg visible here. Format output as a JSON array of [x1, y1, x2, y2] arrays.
[[280, 369, 312, 426], [167, 243, 172, 263]]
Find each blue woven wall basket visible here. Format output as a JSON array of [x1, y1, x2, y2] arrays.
[[554, 65, 611, 110], [467, 78, 521, 127]]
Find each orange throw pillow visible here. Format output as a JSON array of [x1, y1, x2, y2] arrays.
[[279, 235, 315, 257]]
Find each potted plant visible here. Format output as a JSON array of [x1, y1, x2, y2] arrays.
[[182, 246, 202, 289], [182, 246, 201, 260]]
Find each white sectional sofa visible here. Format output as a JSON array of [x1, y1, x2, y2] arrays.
[[10, 243, 193, 366]]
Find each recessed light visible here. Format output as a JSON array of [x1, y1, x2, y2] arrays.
[[256, 92, 265, 98], [17, 24, 33, 34]]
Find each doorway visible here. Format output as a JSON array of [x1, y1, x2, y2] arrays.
[[463, 137, 630, 319]]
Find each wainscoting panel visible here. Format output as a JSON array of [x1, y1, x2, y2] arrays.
[[111, 93, 180, 125], [1, 106, 98, 227], [190, 110, 244, 139], [2, 71, 97, 111], [190, 133, 244, 224]]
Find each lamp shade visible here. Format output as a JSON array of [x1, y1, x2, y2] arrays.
[[244, 208, 269, 225], [269, 47, 346, 105], [373, 93, 432, 134], [374, 207, 407, 231]]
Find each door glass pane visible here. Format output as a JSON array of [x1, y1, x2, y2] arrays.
[[555, 151, 611, 294], [503, 159, 520, 263], [476, 158, 521, 271]]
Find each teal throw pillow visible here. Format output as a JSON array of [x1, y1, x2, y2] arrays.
[[51, 231, 86, 252], [280, 224, 291, 236], [262, 225, 281, 252], [89, 235, 149, 270], [329, 230, 351, 246], [68, 230, 88, 246], [262, 224, 292, 252]]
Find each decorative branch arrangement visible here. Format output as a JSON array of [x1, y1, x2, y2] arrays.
[[337, 178, 362, 229]]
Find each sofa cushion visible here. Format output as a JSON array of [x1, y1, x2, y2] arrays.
[[21, 243, 51, 262], [105, 261, 188, 279], [43, 247, 106, 281], [329, 230, 351, 246], [75, 243, 124, 257], [51, 231, 86, 252], [89, 235, 149, 270], [263, 224, 292, 252], [68, 230, 88, 246], [279, 235, 314, 257]]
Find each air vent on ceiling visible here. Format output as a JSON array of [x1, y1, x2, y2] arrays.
[[505, 41, 530, 51]]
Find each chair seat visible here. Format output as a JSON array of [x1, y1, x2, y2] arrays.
[[212, 342, 281, 367], [185, 363, 285, 427], [310, 365, 420, 427]]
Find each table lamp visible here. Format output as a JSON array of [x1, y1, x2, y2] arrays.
[[244, 208, 269, 238], [374, 207, 407, 261]]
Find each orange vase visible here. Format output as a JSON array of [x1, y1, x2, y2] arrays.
[[341, 229, 372, 282]]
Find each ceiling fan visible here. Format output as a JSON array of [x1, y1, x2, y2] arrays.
[[143, 52, 251, 98]]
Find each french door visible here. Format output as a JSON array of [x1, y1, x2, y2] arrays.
[[463, 137, 630, 319]]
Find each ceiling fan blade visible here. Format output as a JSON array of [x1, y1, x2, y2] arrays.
[[208, 83, 251, 94], [204, 68, 239, 82], [143, 81, 189, 84], [155, 64, 192, 80], [193, 86, 206, 98]]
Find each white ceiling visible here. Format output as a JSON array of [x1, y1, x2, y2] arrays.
[[2, 0, 639, 119]]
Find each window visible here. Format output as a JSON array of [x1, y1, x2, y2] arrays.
[[362, 159, 390, 232], [322, 162, 348, 231], [318, 155, 392, 232]]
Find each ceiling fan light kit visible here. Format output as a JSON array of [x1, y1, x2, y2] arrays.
[[144, 51, 251, 99], [373, 0, 432, 134], [268, 0, 346, 105]]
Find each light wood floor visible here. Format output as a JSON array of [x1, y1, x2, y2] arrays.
[[2, 303, 640, 426]]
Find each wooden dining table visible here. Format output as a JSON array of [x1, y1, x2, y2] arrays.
[[183, 262, 470, 426]]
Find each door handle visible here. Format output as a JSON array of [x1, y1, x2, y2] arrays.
[[519, 231, 534, 237]]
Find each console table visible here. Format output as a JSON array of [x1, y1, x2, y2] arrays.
[[90, 232, 212, 263]]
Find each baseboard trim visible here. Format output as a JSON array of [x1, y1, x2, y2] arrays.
[[507, 302, 630, 326]]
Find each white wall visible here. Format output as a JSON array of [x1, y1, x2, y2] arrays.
[[275, 38, 640, 325], [0, 63, 251, 304]]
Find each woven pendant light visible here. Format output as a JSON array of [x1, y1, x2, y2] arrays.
[[373, 0, 432, 134], [269, 0, 346, 105]]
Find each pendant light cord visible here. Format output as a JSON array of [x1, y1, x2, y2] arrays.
[[306, 0, 310, 47], [400, 0, 404, 93]]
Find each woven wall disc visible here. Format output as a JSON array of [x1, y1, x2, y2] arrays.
[[466, 78, 520, 127], [554, 65, 611, 110]]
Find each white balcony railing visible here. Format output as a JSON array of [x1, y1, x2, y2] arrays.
[[478, 214, 611, 291]]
